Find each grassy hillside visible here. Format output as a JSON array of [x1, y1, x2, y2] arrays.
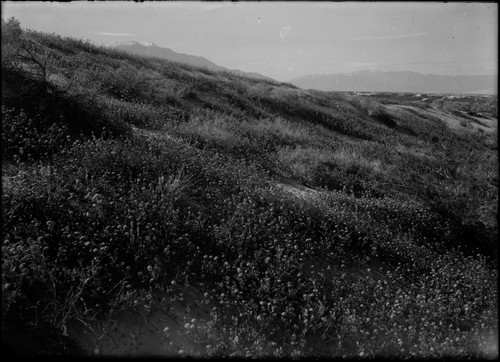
[[2, 18, 498, 357]]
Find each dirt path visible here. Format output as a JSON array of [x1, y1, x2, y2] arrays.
[[70, 284, 212, 356]]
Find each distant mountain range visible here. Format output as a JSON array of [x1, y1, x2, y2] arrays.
[[105, 41, 272, 81], [290, 70, 497, 94]]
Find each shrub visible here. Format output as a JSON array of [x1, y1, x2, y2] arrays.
[[1, 106, 71, 162]]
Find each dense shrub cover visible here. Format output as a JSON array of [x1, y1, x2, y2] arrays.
[[2, 18, 498, 357]]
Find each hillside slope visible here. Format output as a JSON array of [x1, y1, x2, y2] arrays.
[[2, 19, 498, 358]]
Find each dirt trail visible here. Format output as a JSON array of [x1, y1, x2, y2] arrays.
[[274, 179, 320, 200], [70, 284, 211, 356]]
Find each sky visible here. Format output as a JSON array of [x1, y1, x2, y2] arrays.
[[1, 1, 497, 81]]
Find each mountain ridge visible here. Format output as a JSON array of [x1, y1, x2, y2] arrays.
[[105, 40, 273, 81]]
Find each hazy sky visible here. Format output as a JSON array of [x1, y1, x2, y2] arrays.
[[2, 1, 497, 81]]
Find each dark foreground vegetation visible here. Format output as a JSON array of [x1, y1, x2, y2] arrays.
[[2, 18, 498, 357]]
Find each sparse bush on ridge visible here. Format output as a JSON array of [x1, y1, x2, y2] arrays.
[[2, 19, 498, 358]]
